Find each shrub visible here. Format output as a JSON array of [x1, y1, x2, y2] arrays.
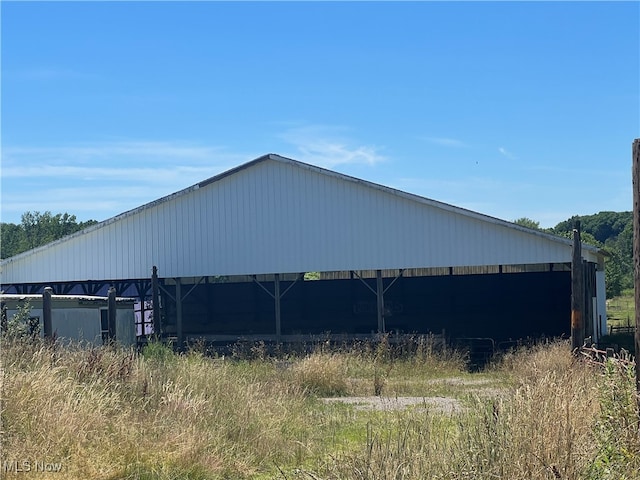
[[291, 352, 349, 396]]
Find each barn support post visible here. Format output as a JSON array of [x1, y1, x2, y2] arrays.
[[252, 274, 302, 338], [376, 270, 385, 334], [632, 138, 640, 400], [42, 286, 53, 339], [571, 222, 584, 351], [351, 270, 402, 334], [274, 273, 281, 338], [107, 286, 117, 342], [583, 260, 595, 343], [176, 277, 183, 347], [152, 266, 161, 337]]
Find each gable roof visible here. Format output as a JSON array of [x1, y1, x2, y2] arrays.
[[1, 154, 602, 284]]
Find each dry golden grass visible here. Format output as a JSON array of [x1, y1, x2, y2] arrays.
[[0, 339, 310, 479], [1, 337, 638, 479], [291, 352, 349, 396]]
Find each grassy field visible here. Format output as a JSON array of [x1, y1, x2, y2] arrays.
[[1, 335, 639, 480], [607, 289, 636, 330]]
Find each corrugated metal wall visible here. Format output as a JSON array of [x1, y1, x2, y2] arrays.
[[0, 155, 596, 283]]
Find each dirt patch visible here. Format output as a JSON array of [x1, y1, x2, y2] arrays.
[[426, 376, 495, 387], [321, 396, 464, 414], [426, 376, 507, 399]]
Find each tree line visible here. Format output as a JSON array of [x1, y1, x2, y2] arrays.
[[514, 211, 633, 298], [1, 211, 97, 259], [1, 210, 633, 299]]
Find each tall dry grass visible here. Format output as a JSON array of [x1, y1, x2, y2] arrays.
[[1, 337, 638, 479], [0, 338, 311, 479], [314, 341, 640, 480]]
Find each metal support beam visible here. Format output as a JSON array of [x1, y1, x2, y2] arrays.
[[383, 269, 404, 295], [351, 270, 377, 295]]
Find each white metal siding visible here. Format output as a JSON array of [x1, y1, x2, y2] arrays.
[[0, 155, 600, 283]]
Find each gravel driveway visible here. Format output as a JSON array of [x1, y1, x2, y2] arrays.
[[321, 395, 464, 414]]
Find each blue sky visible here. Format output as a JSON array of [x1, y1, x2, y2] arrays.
[[2, 1, 638, 228]]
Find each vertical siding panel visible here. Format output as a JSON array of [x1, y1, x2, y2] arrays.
[[121, 217, 128, 279], [67, 237, 76, 281], [185, 194, 194, 274], [207, 186, 215, 270], [191, 191, 199, 274], [146, 209, 153, 277], [116, 219, 124, 279], [172, 199, 179, 276], [248, 168, 258, 270], [200, 188, 208, 271], [82, 234, 90, 279], [292, 164, 303, 268], [175, 197, 184, 274], [130, 215, 138, 278], [142, 209, 149, 276], [93, 227, 101, 279], [237, 172, 247, 272], [213, 183, 223, 271], [269, 163, 278, 270], [173, 199, 182, 274], [260, 165, 268, 266], [219, 180, 227, 273], [156, 204, 165, 276], [224, 177, 235, 273], [102, 224, 110, 279], [266, 164, 276, 271], [222, 178, 231, 272], [105, 223, 113, 279], [161, 203, 168, 276], [182, 194, 189, 273]]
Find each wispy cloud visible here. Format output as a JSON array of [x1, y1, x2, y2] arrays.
[[424, 136, 468, 148], [3, 141, 228, 164], [1, 140, 253, 223], [498, 147, 516, 159], [278, 125, 385, 168], [9, 67, 98, 81]]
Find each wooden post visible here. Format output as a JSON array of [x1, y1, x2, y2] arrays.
[[632, 138, 640, 397], [42, 286, 53, 339], [152, 266, 160, 337], [107, 286, 117, 342], [571, 221, 584, 350]]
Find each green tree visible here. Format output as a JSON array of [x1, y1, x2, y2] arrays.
[[513, 217, 541, 230], [0, 211, 97, 259], [554, 211, 632, 244], [553, 211, 633, 299], [0, 222, 26, 259]]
